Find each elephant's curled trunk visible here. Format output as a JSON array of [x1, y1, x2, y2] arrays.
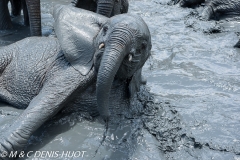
[[201, 5, 214, 20], [96, 26, 133, 120]]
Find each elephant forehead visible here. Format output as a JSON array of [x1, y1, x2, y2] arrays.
[[109, 14, 150, 35]]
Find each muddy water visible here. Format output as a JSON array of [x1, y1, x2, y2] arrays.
[[0, 0, 240, 159]]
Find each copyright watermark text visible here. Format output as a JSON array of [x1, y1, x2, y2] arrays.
[[0, 150, 86, 158]]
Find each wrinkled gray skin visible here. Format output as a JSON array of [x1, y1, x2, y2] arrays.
[[0, 0, 41, 36], [72, 0, 129, 17], [0, 5, 151, 157]]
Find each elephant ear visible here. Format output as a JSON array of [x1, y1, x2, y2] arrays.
[[53, 5, 107, 75], [128, 69, 147, 98]]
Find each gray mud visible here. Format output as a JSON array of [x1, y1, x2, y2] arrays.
[[0, 0, 240, 159]]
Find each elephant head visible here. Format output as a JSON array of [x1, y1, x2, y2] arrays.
[[54, 5, 151, 120], [94, 14, 151, 120]]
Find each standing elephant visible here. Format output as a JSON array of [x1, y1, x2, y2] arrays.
[[72, 0, 129, 17], [0, 4, 151, 157], [0, 0, 41, 36]]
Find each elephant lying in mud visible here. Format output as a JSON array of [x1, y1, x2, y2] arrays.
[[0, 4, 151, 157], [174, 0, 240, 19], [0, 0, 41, 36], [201, 0, 240, 47], [72, 0, 129, 17], [201, 0, 240, 20], [174, 0, 240, 47]]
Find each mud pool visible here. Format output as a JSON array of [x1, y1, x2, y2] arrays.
[[0, 0, 240, 159]]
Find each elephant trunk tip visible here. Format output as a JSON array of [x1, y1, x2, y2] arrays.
[[201, 6, 214, 20]]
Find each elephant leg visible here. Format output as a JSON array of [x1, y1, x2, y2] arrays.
[[10, 0, 22, 17], [0, 0, 12, 30], [0, 67, 96, 155], [22, 0, 29, 26], [25, 0, 41, 36]]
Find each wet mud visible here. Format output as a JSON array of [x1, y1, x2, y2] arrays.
[[0, 0, 240, 159]]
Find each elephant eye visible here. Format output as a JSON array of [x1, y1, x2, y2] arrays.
[[103, 26, 108, 36], [141, 41, 147, 50]]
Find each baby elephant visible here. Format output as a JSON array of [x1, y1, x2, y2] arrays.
[[0, 5, 151, 157], [72, 0, 129, 17]]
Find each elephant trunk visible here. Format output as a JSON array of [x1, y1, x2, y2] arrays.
[[25, 0, 42, 36], [96, 0, 114, 17], [121, 0, 129, 13], [96, 26, 133, 120], [201, 5, 214, 20]]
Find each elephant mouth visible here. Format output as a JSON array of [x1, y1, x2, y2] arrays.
[[94, 42, 106, 72]]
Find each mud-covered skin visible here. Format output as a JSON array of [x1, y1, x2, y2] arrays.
[[72, 0, 129, 17], [0, 5, 151, 158], [0, 0, 41, 36]]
